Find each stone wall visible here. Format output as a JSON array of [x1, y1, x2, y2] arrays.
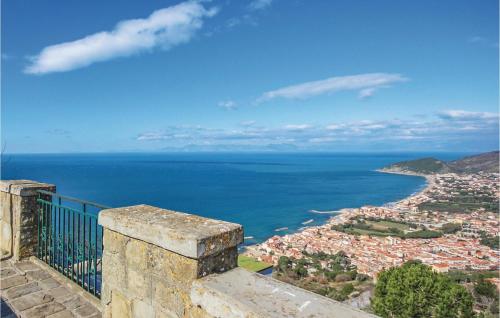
[[99, 205, 243, 318], [99, 204, 376, 318], [0, 180, 55, 261]]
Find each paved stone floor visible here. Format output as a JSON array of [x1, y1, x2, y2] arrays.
[[0, 259, 101, 318]]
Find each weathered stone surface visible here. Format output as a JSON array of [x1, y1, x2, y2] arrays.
[[5, 281, 41, 299], [126, 267, 151, 302], [10, 291, 54, 311], [149, 245, 198, 288], [2, 259, 102, 318], [125, 238, 149, 271], [103, 229, 129, 256], [47, 310, 76, 318], [26, 269, 52, 281], [191, 268, 377, 318], [153, 279, 189, 317], [197, 246, 238, 278], [99, 205, 243, 258], [15, 260, 41, 272], [74, 303, 100, 317], [22, 301, 66, 318], [1, 180, 55, 261], [1, 275, 28, 290], [0, 180, 56, 197], [132, 299, 154, 318], [38, 277, 61, 290], [48, 286, 71, 300], [111, 290, 131, 318], [61, 295, 87, 311], [0, 268, 17, 278], [101, 251, 127, 292]]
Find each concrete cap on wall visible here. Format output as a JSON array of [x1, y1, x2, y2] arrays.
[[0, 180, 56, 196], [191, 268, 378, 318], [98, 204, 243, 259]]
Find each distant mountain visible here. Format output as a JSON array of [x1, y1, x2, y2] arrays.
[[380, 151, 499, 175], [448, 151, 500, 173]]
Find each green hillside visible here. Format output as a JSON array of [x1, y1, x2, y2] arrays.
[[380, 151, 499, 175]]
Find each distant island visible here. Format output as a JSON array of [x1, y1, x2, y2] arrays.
[[378, 150, 499, 175]]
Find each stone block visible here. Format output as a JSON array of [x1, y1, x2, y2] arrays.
[[132, 299, 154, 318], [47, 310, 76, 318], [5, 281, 41, 299], [10, 291, 54, 311], [149, 246, 198, 289], [103, 230, 129, 256], [15, 260, 41, 272], [39, 277, 61, 290], [125, 267, 151, 301], [191, 268, 378, 318], [62, 295, 87, 311], [99, 205, 243, 259], [197, 246, 238, 278], [47, 286, 71, 300], [1, 275, 29, 290], [26, 269, 52, 281], [74, 303, 100, 317], [0, 268, 17, 278], [111, 290, 131, 318], [153, 279, 189, 318], [102, 251, 127, 292], [22, 301, 66, 318], [0, 180, 56, 197], [125, 238, 149, 271]]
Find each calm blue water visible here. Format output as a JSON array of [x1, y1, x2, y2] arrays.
[[1, 152, 466, 243]]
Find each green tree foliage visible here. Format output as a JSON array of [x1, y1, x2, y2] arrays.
[[441, 223, 462, 234], [371, 262, 474, 318], [478, 231, 499, 250], [474, 278, 497, 299], [277, 256, 290, 273], [404, 229, 442, 239]]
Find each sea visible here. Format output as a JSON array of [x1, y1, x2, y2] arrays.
[[1, 152, 467, 244]]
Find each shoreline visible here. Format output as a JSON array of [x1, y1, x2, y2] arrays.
[[245, 168, 433, 249]]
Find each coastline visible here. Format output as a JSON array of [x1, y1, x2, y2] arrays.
[[245, 168, 433, 250]]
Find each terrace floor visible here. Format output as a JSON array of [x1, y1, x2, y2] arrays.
[[0, 258, 101, 318]]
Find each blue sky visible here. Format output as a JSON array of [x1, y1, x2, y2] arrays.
[[2, 0, 498, 153]]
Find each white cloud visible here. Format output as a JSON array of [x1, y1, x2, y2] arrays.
[[218, 100, 238, 110], [284, 124, 312, 131], [240, 120, 256, 127], [248, 0, 273, 11], [358, 87, 378, 99], [25, 1, 218, 74], [438, 110, 499, 121], [468, 36, 499, 48], [257, 73, 408, 102], [136, 110, 498, 151], [468, 36, 486, 43]]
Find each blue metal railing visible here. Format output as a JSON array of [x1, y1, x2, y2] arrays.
[[36, 190, 109, 298]]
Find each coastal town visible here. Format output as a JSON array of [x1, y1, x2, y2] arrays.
[[245, 171, 500, 279]]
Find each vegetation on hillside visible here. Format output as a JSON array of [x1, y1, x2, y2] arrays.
[[478, 231, 499, 250], [371, 261, 475, 318], [449, 151, 500, 174], [273, 251, 373, 302], [331, 216, 443, 239], [381, 151, 499, 175], [382, 157, 451, 174]]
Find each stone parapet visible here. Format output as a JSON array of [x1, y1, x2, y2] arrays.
[[192, 267, 377, 318], [0, 180, 56, 261], [98, 205, 243, 318], [99, 204, 243, 259]]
